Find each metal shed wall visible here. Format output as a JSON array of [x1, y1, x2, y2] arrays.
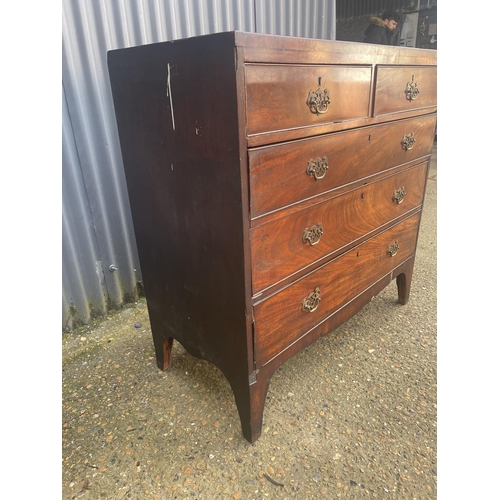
[[62, 0, 336, 331]]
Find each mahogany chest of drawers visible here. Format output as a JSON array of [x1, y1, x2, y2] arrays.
[[108, 31, 437, 442]]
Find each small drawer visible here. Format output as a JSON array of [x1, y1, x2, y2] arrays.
[[245, 64, 372, 136], [373, 66, 437, 116], [253, 212, 421, 367], [249, 113, 436, 218], [250, 162, 428, 294]]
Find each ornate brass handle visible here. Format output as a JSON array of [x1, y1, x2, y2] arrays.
[[401, 133, 415, 151], [302, 287, 321, 313], [392, 186, 406, 204], [387, 241, 399, 257], [307, 87, 330, 114], [306, 156, 328, 180], [303, 223, 323, 246], [405, 75, 420, 101]]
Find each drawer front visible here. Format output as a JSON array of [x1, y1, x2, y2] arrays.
[[250, 163, 427, 294], [245, 64, 372, 136], [373, 66, 437, 116], [249, 113, 436, 218], [253, 212, 421, 366]]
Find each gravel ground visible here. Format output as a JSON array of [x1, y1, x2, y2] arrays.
[[62, 144, 437, 500]]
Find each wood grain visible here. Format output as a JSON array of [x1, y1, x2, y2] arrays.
[[254, 213, 421, 366], [374, 66, 437, 116], [250, 162, 428, 294], [249, 113, 437, 218], [245, 64, 372, 135]]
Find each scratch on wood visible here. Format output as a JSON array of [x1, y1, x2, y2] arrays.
[[166, 63, 176, 131]]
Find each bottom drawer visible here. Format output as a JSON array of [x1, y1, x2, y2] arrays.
[[254, 212, 421, 366]]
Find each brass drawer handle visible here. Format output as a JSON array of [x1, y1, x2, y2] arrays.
[[306, 156, 328, 180], [303, 223, 323, 246], [302, 287, 321, 313], [387, 241, 400, 257], [405, 75, 420, 101], [401, 133, 416, 151], [392, 186, 406, 204], [307, 86, 330, 115]]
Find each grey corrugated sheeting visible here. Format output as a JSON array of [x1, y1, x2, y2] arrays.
[[255, 0, 335, 38], [62, 0, 336, 331], [63, 84, 108, 327]]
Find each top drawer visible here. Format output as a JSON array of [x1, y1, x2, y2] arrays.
[[245, 64, 372, 136], [373, 66, 437, 116]]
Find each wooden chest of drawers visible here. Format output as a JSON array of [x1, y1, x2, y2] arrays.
[[108, 31, 437, 442]]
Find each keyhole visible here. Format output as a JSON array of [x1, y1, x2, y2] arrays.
[[368, 135, 371, 142], [361, 193, 364, 200], [318, 77, 322, 86]]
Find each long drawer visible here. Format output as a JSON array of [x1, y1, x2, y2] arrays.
[[253, 212, 421, 366], [249, 113, 436, 219], [245, 64, 372, 136], [373, 66, 437, 116], [250, 162, 427, 294]]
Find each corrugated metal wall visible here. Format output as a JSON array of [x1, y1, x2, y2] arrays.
[[62, 0, 336, 331]]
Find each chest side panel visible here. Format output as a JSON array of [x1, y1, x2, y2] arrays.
[[108, 34, 252, 376]]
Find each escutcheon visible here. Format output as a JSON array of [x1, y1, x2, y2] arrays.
[[302, 287, 321, 313], [307, 87, 331, 115], [387, 241, 400, 257], [306, 156, 329, 180], [401, 133, 416, 151], [392, 186, 406, 204], [302, 223, 323, 246], [405, 75, 420, 101]]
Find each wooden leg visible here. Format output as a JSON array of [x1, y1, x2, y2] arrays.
[[154, 336, 174, 371], [396, 258, 414, 305], [231, 375, 270, 443]]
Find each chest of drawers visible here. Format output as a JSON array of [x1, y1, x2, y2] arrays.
[[108, 31, 437, 443]]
